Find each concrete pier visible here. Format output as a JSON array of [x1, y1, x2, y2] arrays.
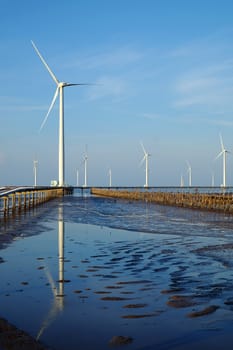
[[91, 188, 233, 214]]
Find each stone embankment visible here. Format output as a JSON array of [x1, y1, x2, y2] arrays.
[[91, 188, 233, 213]]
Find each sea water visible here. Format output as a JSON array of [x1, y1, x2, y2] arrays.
[[1, 192, 233, 349]]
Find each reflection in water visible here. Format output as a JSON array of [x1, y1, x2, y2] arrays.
[[37, 204, 65, 340], [58, 204, 65, 297]]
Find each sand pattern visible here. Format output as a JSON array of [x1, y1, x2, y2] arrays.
[[1, 195, 233, 349]]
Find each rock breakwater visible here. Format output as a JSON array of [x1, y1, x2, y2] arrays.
[[91, 188, 233, 213]]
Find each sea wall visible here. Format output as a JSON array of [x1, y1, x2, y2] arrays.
[[91, 188, 233, 213]]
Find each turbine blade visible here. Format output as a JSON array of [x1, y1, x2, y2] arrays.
[[45, 268, 58, 298], [64, 83, 96, 87], [39, 87, 59, 132], [215, 150, 224, 161], [140, 141, 146, 155], [139, 155, 146, 167], [219, 133, 225, 151], [31, 40, 59, 85]]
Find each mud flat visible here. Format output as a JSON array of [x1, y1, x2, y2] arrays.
[[0, 317, 49, 350], [2, 195, 233, 349], [91, 188, 233, 213]]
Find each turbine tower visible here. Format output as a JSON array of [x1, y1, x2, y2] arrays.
[[215, 133, 230, 187], [140, 141, 151, 188], [76, 169, 79, 187], [180, 173, 184, 187], [109, 168, 112, 187], [186, 161, 192, 187], [33, 159, 38, 187], [31, 41, 89, 187]]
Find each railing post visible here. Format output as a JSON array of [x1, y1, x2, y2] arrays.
[[3, 196, 9, 216]]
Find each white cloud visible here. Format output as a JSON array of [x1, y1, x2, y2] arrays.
[[0, 96, 49, 112], [173, 61, 233, 109], [169, 27, 233, 59], [87, 76, 128, 101], [181, 115, 233, 127], [165, 26, 233, 115], [68, 46, 144, 70]]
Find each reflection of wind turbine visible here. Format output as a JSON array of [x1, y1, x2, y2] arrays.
[[36, 205, 65, 340], [31, 41, 90, 187], [140, 141, 151, 188], [58, 205, 65, 298], [186, 161, 192, 187], [215, 133, 231, 187]]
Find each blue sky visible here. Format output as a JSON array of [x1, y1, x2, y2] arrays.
[[1, 0, 233, 187]]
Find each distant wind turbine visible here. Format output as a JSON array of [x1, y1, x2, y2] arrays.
[[186, 161, 192, 187], [31, 40, 91, 187], [215, 133, 231, 187], [140, 141, 151, 188], [83, 146, 88, 187]]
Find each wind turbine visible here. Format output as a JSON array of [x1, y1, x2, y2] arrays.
[[215, 133, 230, 187], [140, 141, 151, 188], [31, 41, 90, 187], [83, 146, 88, 187], [186, 161, 192, 187]]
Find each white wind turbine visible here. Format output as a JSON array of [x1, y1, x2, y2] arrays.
[[83, 146, 88, 187], [215, 133, 230, 187], [31, 41, 90, 187], [140, 141, 151, 188], [186, 161, 192, 187]]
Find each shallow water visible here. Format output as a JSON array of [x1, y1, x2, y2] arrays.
[[1, 193, 233, 349]]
